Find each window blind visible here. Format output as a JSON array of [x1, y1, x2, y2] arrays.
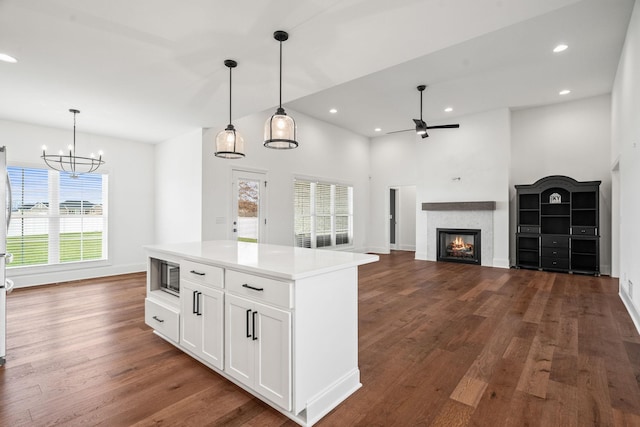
[[293, 179, 353, 249]]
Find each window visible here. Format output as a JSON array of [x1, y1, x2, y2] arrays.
[[7, 166, 108, 268], [294, 178, 352, 248]]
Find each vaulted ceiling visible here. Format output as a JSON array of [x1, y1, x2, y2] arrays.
[[0, 0, 634, 143]]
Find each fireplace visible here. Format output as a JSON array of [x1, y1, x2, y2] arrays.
[[437, 228, 481, 265]]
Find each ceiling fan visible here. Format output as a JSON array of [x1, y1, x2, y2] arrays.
[[387, 85, 460, 138]]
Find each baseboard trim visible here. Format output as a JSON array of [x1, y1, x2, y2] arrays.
[[620, 287, 640, 335]]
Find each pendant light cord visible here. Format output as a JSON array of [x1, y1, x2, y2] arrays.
[[279, 40, 283, 109], [229, 65, 232, 125]]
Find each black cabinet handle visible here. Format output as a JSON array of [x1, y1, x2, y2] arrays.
[[196, 292, 202, 316], [242, 283, 264, 292], [152, 315, 164, 323], [252, 311, 258, 341], [192, 290, 198, 314], [190, 270, 205, 276], [581, 229, 586, 233], [246, 309, 252, 338]]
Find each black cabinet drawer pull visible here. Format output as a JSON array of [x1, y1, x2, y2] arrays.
[[246, 309, 252, 338], [196, 292, 202, 316], [580, 229, 586, 233], [242, 283, 264, 292], [152, 315, 164, 323], [190, 270, 205, 276]]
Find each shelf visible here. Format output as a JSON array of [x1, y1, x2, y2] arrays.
[[516, 176, 600, 275]]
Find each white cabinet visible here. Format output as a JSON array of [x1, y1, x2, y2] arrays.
[[180, 280, 224, 369], [180, 261, 224, 370], [145, 241, 378, 427], [225, 293, 291, 411]]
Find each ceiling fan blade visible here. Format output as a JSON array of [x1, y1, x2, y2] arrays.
[[421, 132, 429, 139], [386, 128, 414, 134], [426, 124, 460, 129]]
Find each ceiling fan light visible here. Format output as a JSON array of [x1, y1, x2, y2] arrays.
[[264, 108, 297, 149], [215, 124, 245, 159]]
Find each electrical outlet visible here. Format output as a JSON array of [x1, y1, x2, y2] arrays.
[[629, 280, 634, 299]]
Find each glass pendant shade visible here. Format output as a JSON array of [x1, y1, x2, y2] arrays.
[[214, 59, 245, 159], [264, 107, 297, 149], [264, 30, 298, 149], [215, 124, 245, 159]]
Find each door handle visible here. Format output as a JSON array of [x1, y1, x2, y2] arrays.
[[252, 311, 258, 341], [196, 292, 202, 316], [192, 290, 198, 314], [246, 309, 252, 338]]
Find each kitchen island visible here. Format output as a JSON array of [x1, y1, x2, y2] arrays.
[[144, 240, 378, 426]]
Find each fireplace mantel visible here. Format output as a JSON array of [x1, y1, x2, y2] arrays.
[[421, 201, 496, 211]]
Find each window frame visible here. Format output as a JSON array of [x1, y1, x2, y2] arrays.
[[293, 176, 353, 250], [6, 162, 110, 273]]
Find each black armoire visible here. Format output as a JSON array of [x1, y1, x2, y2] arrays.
[[515, 175, 600, 275]]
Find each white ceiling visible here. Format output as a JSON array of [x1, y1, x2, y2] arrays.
[[0, 0, 634, 144]]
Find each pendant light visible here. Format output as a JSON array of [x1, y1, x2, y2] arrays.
[[41, 109, 104, 178], [264, 30, 298, 149], [215, 59, 245, 159]]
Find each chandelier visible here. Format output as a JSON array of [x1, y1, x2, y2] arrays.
[[41, 109, 104, 178]]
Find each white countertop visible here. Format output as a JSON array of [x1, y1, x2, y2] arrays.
[[144, 240, 379, 280]]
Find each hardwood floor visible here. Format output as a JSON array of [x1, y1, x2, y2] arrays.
[[2, 251, 640, 426]]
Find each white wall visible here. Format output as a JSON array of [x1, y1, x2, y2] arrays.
[[613, 0, 640, 329], [510, 95, 613, 274], [368, 133, 418, 253], [397, 186, 416, 251], [155, 128, 202, 244], [368, 108, 510, 266], [0, 118, 155, 287], [416, 108, 511, 267], [201, 109, 371, 252]]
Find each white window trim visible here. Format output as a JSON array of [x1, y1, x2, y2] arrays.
[[7, 163, 109, 271]]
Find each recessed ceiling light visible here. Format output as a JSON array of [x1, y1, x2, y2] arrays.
[[0, 53, 17, 63], [329, 108, 338, 114], [374, 128, 381, 132], [559, 89, 571, 96], [444, 107, 453, 113], [553, 44, 568, 53]]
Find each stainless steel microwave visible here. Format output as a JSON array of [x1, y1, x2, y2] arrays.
[[160, 260, 180, 296]]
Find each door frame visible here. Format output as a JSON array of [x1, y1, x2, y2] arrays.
[[231, 168, 268, 243]]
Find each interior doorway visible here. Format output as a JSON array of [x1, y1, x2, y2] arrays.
[[232, 170, 267, 243], [388, 186, 417, 252]]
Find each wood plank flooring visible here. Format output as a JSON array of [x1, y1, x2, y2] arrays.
[[2, 251, 640, 426]]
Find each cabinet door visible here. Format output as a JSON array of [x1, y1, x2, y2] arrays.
[[201, 287, 224, 370], [225, 294, 254, 387], [180, 280, 202, 353], [254, 301, 291, 411]]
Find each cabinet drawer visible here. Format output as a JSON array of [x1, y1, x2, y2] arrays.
[[226, 270, 293, 309], [145, 298, 179, 343], [541, 257, 569, 270], [541, 247, 568, 258], [541, 235, 569, 248], [181, 260, 224, 289], [571, 226, 596, 236], [519, 226, 540, 234]]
